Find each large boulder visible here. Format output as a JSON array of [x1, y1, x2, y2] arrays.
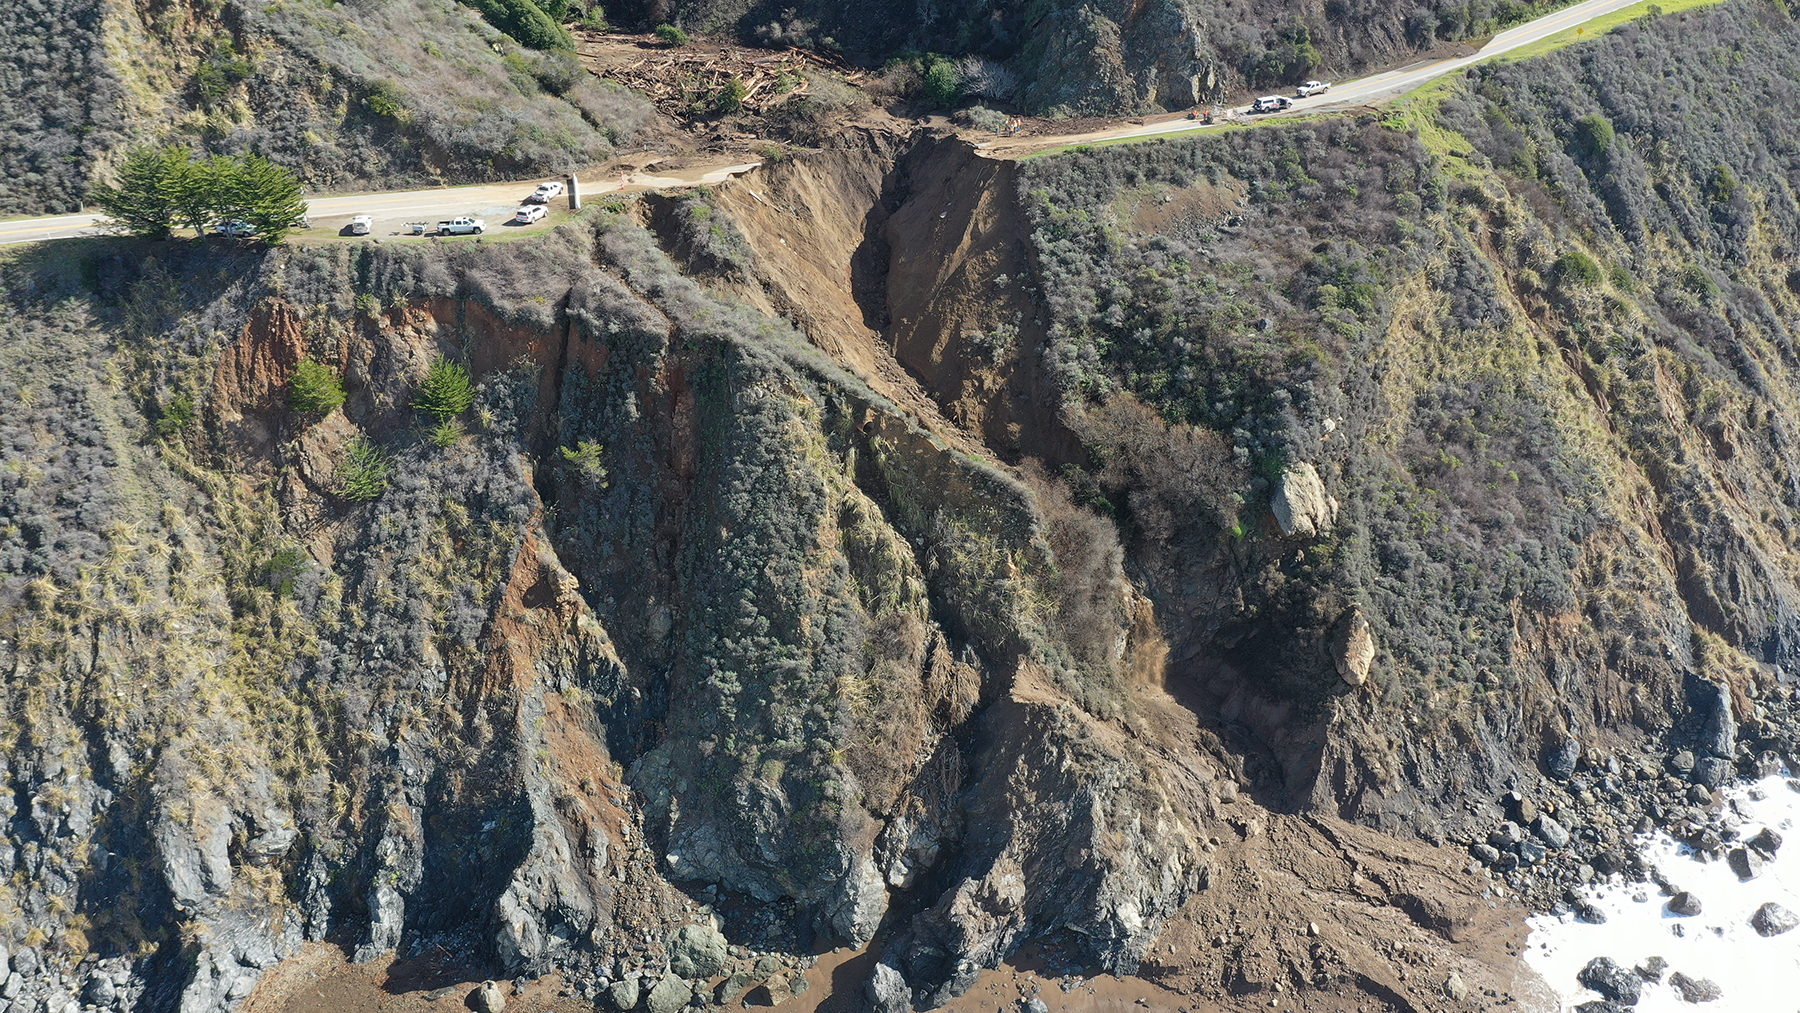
[[605, 976, 642, 1011], [1667, 892, 1702, 917], [665, 924, 728, 980], [471, 981, 506, 1013], [1577, 957, 1641, 1005], [643, 975, 692, 1013], [1727, 847, 1764, 881], [1748, 827, 1782, 859], [1751, 902, 1798, 937], [1271, 462, 1337, 538], [866, 962, 910, 1013], [1695, 680, 1737, 758], [1331, 608, 1375, 687]]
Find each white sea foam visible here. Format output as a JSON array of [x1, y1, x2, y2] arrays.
[[1523, 774, 1800, 1011]]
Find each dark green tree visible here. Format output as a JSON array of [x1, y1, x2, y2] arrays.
[[411, 357, 476, 419], [171, 153, 234, 238], [92, 147, 191, 240], [230, 154, 309, 243]]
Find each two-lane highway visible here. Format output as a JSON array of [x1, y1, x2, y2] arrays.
[[979, 0, 1656, 152], [0, 160, 759, 247], [0, 0, 1666, 246]]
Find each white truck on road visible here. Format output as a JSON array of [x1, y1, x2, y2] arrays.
[[437, 216, 485, 235]]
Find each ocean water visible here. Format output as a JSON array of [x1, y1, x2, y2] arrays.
[[1523, 774, 1800, 1011]]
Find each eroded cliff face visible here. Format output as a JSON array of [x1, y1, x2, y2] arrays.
[[6, 7, 1800, 1013]]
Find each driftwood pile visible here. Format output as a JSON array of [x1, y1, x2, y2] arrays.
[[575, 34, 862, 116]]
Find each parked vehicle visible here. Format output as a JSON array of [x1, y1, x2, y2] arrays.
[[1296, 80, 1332, 97], [1250, 95, 1293, 113], [215, 219, 255, 237], [437, 216, 485, 235], [526, 180, 564, 204], [513, 205, 547, 224], [349, 215, 374, 235]]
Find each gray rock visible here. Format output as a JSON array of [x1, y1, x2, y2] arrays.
[[1517, 840, 1548, 866], [1024, 999, 1050, 1013], [1751, 902, 1798, 937], [1696, 680, 1736, 758], [1505, 792, 1538, 826], [1687, 784, 1713, 805], [752, 956, 782, 977], [1575, 1003, 1627, 1013], [1632, 957, 1666, 982], [643, 975, 691, 1013], [1668, 972, 1721, 1003], [9, 952, 36, 977], [867, 963, 910, 1013], [604, 977, 641, 1012], [80, 978, 114, 1008], [1546, 739, 1581, 781], [1668, 892, 1702, 917], [1469, 843, 1501, 865], [1577, 957, 1641, 1005], [1669, 750, 1696, 775], [1727, 847, 1764, 881], [1572, 899, 1608, 924], [715, 972, 755, 1005], [1493, 851, 1520, 873], [1692, 757, 1732, 789], [471, 981, 505, 1013], [1443, 971, 1468, 1001], [1747, 827, 1782, 858], [1, 974, 19, 1000], [665, 924, 728, 981], [1490, 822, 1526, 848], [1533, 816, 1571, 849]]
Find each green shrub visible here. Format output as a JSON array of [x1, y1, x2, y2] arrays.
[[561, 439, 608, 484], [156, 393, 196, 438], [339, 436, 390, 501], [714, 76, 748, 114], [363, 80, 411, 122], [655, 23, 689, 45], [411, 357, 476, 419], [1553, 250, 1602, 288], [463, 0, 575, 50], [920, 54, 960, 109], [429, 418, 466, 447], [1572, 114, 1613, 159], [1707, 163, 1739, 203], [289, 359, 346, 414]]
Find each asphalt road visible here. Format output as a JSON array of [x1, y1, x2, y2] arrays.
[[0, 161, 759, 247], [0, 0, 1649, 247], [978, 0, 1649, 152]]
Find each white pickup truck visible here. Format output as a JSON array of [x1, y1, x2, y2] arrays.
[[437, 216, 486, 235], [1296, 80, 1332, 97]]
